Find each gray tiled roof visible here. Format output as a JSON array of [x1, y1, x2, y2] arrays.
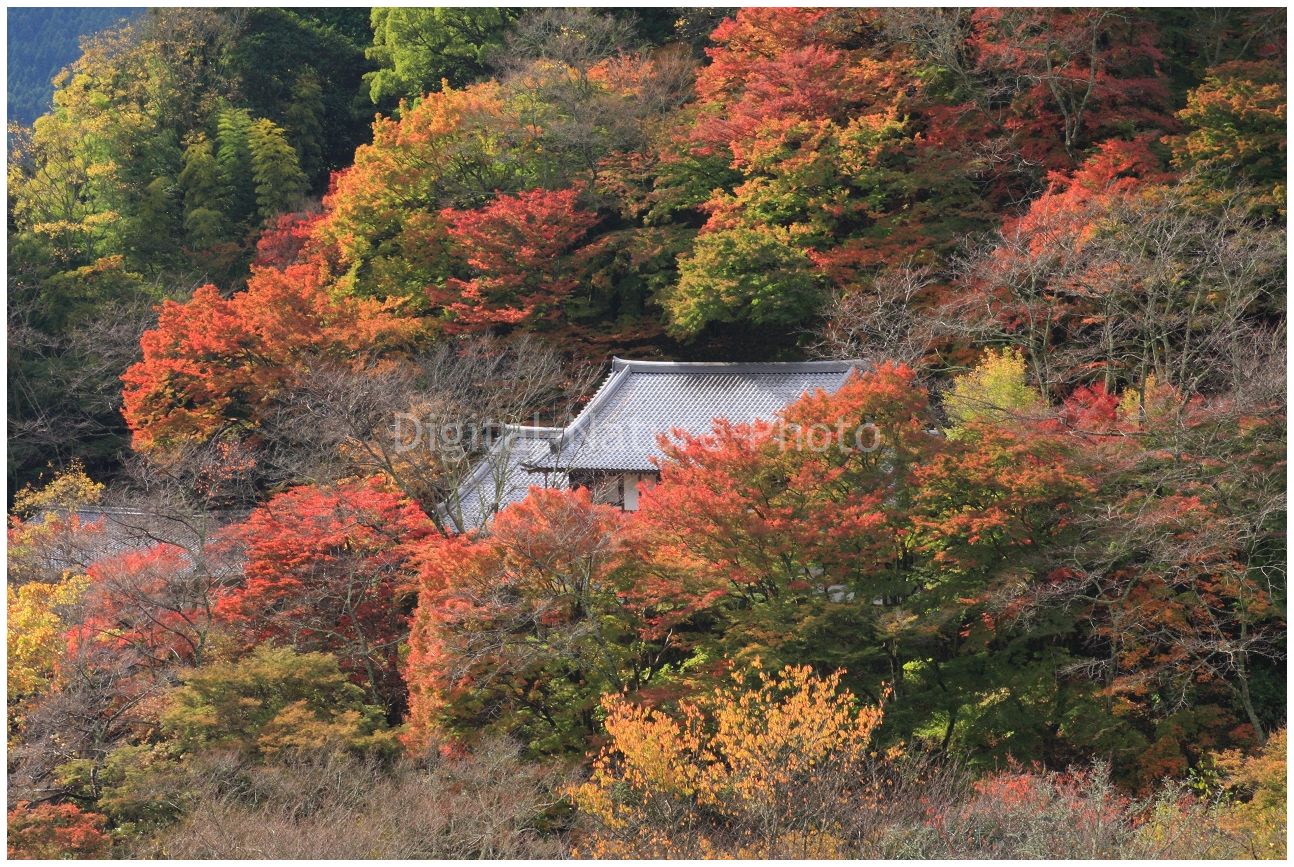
[[531, 358, 866, 472], [452, 358, 866, 529], [448, 426, 566, 532]]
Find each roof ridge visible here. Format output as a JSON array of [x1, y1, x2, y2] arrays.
[[557, 360, 632, 452], [503, 424, 564, 438], [611, 357, 866, 373]]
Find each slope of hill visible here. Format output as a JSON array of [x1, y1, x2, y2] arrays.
[[4, 9, 1286, 858], [7, 7, 141, 125]]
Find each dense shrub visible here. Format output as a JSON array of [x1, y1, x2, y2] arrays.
[[567, 661, 1276, 859]]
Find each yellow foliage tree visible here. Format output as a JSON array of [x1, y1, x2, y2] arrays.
[[8, 465, 101, 707], [7, 573, 88, 700], [1117, 374, 1184, 430], [570, 662, 886, 857], [11, 462, 104, 519], [1213, 728, 1286, 859], [8, 462, 105, 588], [943, 347, 1046, 436]]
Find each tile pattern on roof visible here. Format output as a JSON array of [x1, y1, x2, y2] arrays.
[[542, 359, 864, 471]]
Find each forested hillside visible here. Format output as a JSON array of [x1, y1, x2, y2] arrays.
[[7, 8, 1287, 858], [6, 8, 140, 126]]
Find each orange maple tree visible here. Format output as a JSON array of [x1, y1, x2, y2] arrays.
[[404, 486, 635, 751], [121, 263, 421, 450], [7, 802, 111, 859], [71, 544, 214, 671], [627, 362, 1093, 760]]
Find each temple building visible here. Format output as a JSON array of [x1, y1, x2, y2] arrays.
[[450, 357, 865, 530]]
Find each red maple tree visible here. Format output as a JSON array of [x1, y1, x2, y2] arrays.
[[215, 478, 434, 712], [122, 263, 420, 450], [432, 187, 602, 332]]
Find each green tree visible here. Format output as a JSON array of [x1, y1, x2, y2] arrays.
[[666, 227, 827, 337], [55, 645, 400, 832], [224, 7, 375, 180], [365, 8, 518, 109], [127, 176, 180, 260], [283, 71, 325, 181], [161, 645, 397, 758], [177, 133, 229, 248], [6, 7, 376, 489], [6, 7, 140, 125], [214, 106, 256, 224], [247, 117, 307, 221]]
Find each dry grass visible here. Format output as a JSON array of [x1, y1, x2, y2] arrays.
[[884, 762, 1244, 859], [131, 739, 569, 859], [124, 746, 1275, 860], [568, 757, 1261, 860]]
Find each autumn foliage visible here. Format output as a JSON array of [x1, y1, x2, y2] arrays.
[[405, 486, 633, 752], [1172, 60, 1286, 215], [627, 363, 1091, 747], [1211, 728, 1288, 857], [74, 544, 209, 670], [434, 187, 602, 331], [216, 478, 434, 712], [161, 644, 398, 760], [121, 264, 420, 450], [7, 801, 111, 859], [6, 6, 1287, 858], [571, 662, 887, 857], [8, 573, 87, 700], [966, 9, 1174, 169]]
